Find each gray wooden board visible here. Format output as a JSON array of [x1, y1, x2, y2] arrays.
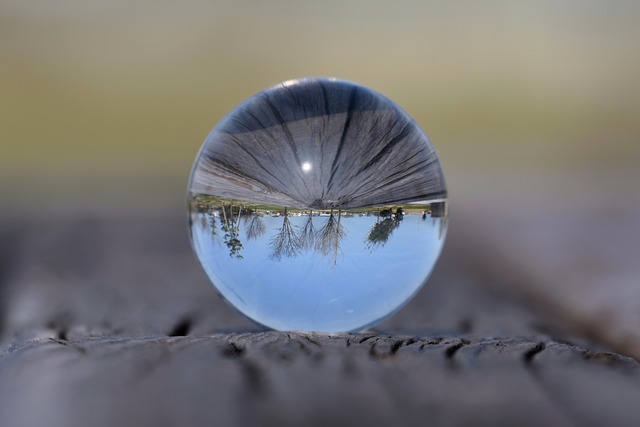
[[190, 79, 446, 211], [1, 211, 639, 427]]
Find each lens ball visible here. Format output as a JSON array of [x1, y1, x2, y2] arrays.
[[188, 78, 448, 332]]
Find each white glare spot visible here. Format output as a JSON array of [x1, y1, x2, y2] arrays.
[[302, 162, 312, 172]]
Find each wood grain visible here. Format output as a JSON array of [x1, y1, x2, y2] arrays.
[[190, 79, 447, 209], [1, 211, 639, 426], [2, 332, 639, 427]]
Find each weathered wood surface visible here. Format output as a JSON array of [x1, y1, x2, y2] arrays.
[[191, 78, 446, 210], [1, 211, 640, 427], [453, 178, 640, 360]]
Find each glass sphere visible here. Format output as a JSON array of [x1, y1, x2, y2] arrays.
[[188, 78, 448, 332]]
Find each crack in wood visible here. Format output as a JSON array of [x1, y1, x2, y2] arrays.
[[222, 341, 246, 359], [445, 339, 470, 359], [168, 318, 192, 337], [523, 342, 547, 364]]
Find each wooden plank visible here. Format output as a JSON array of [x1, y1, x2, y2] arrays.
[[1, 212, 639, 426], [190, 79, 446, 210], [2, 332, 639, 427]]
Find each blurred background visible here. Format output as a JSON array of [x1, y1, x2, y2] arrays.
[[1, 1, 639, 353]]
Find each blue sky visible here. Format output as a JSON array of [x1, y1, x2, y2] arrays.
[[192, 212, 446, 332]]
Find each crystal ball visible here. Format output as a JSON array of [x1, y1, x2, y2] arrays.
[[188, 78, 448, 332]]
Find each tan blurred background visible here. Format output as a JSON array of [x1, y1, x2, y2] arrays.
[[1, 1, 639, 353]]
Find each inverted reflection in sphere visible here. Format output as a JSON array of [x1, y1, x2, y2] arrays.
[[188, 78, 448, 332]]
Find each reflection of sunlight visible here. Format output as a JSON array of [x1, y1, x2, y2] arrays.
[[301, 162, 312, 172]]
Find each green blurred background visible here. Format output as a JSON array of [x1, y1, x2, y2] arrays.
[[2, 0, 638, 214]]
